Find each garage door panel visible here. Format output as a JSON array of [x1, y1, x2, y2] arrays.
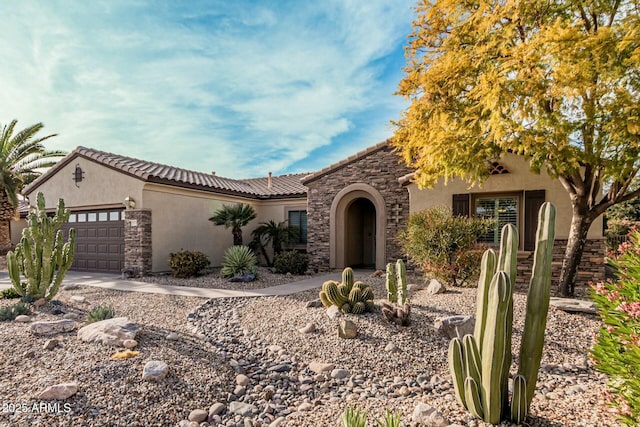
[[61, 209, 125, 274]]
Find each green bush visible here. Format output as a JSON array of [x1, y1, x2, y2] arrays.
[[398, 206, 492, 286], [168, 250, 211, 278], [221, 245, 257, 278], [87, 305, 116, 323], [273, 250, 309, 275], [0, 287, 21, 299], [0, 302, 31, 321], [591, 226, 640, 425]]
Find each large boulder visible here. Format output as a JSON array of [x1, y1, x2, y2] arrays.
[[77, 317, 140, 346], [426, 279, 446, 295], [411, 403, 449, 427], [549, 297, 597, 314], [434, 315, 475, 339], [338, 319, 358, 339], [30, 319, 77, 336], [37, 382, 78, 400]]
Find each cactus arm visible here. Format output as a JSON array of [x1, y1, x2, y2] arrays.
[[385, 262, 397, 303], [7, 251, 25, 295], [510, 374, 528, 423], [319, 291, 332, 307], [480, 271, 512, 424], [463, 334, 482, 390], [473, 249, 497, 354], [342, 267, 354, 293], [448, 337, 467, 409], [517, 202, 556, 407], [464, 377, 484, 420], [396, 259, 408, 305]]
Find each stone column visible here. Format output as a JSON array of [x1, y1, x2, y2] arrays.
[[124, 209, 152, 276]]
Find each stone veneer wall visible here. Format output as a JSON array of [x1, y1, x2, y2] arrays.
[[124, 209, 152, 275], [515, 238, 605, 288], [305, 145, 412, 270]]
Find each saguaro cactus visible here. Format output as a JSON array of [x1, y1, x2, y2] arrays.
[[7, 192, 76, 300], [448, 202, 556, 424], [381, 259, 411, 326]]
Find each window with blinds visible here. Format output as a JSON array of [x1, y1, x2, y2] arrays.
[[288, 210, 308, 244], [475, 196, 518, 245]]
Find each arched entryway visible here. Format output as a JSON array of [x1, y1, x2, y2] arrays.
[[345, 198, 376, 268], [330, 183, 386, 270]]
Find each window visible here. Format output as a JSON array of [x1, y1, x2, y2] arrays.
[[475, 196, 518, 245], [288, 210, 307, 244], [109, 212, 120, 221], [87, 213, 97, 222], [68, 214, 77, 223], [98, 212, 108, 221]]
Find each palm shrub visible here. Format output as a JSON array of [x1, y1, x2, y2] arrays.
[[168, 250, 210, 278], [591, 226, 640, 425], [273, 250, 308, 275], [87, 305, 116, 323], [221, 245, 257, 278], [209, 203, 256, 246], [250, 220, 299, 266], [398, 206, 492, 286], [7, 192, 75, 300]]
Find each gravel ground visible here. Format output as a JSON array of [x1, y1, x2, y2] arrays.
[[0, 270, 619, 427], [134, 267, 312, 290]]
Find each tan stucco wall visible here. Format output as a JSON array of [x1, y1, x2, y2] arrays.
[[142, 183, 306, 271], [27, 158, 145, 210], [407, 153, 604, 239], [10, 218, 27, 245]]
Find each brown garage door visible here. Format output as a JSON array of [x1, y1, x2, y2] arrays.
[[61, 209, 125, 273]]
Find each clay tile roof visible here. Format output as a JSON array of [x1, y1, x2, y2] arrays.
[[301, 140, 391, 184], [24, 146, 307, 199]]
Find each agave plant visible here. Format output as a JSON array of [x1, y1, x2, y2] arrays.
[[87, 305, 115, 323], [221, 245, 257, 278]]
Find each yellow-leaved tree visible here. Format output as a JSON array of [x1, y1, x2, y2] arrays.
[[393, 0, 640, 296]]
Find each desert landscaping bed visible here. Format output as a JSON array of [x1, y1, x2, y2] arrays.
[[0, 270, 618, 427]]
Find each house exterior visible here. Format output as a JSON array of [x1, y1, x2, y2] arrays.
[[21, 147, 307, 274], [17, 141, 605, 285]]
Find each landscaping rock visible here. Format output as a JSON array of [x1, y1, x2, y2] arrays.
[[236, 374, 250, 386], [330, 368, 350, 380], [407, 283, 425, 293], [298, 322, 316, 334], [77, 317, 140, 346], [166, 332, 179, 340], [326, 305, 341, 320], [426, 279, 446, 295], [70, 295, 86, 303], [177, 421, 199, 427], [208, 402, 226, 418], [30, 319, 76, 336], [63, 312, 79, 320], [188, 409, 208, 422], [37, 382, 78, 400], [549, 297, 597, 314], [434, 315, 474, 339], [305, 299, 323, 308], [229, 401, 257, 417], [411, 403, 448, 427], [61, 283, 80, 291], [142, 360, 169, 381], [308, 361, 334, 374], [34, 298, 47, 307], [228, 273, 256, 282], [338, 319, 358, 339], [384, 343, 399, 353], [43, 339, 58, 350], [14, 315, 32, 323], [123, 339, 138, 349]]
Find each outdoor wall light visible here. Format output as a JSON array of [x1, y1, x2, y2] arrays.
[[124, 196, 136, 209], [73, 164, 84, 187]]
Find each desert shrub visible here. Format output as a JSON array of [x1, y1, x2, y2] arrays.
[[168, 250, 211, 278], [398, 206, 492, 286], [0, 287, 21, 299], [221, 246, 257, 278], [0, 302, 31, 321], [87, 305, 116, 323], [273, 250, 308, 275], [591, 226, 640, 425]]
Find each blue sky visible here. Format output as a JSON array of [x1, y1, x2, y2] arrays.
[[1, 1, 415, 179]]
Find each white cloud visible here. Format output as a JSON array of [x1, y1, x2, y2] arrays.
[[0, 0, 414, 178]]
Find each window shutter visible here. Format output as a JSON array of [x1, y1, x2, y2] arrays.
[[524, 190, 545, 251], [452, 194, 470, 217]]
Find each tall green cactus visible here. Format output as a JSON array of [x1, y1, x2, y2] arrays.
[[319, 267, 375, 314], [396, 259, 408, 305], [7, 192, 76, 301], [448, 202, 556, 424], [385, 262, 397, 303]]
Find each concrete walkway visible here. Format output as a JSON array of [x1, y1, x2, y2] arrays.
[[0, 270, 343, 299]]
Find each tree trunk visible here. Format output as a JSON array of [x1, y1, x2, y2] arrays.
[[558, 202, 593, 297], [0, 192, 16, 254], [232, 228, 243, 246]]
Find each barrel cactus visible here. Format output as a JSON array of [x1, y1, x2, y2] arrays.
[[7, 192, 76, 301], [448, 202, 556, 424], [319, 267, 375, 314]]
